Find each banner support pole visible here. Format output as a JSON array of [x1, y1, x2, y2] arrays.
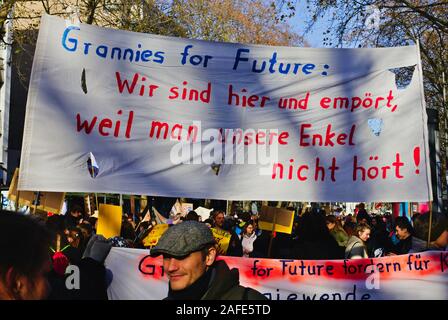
[[267, 212, 277, 258], [427, 201, 433, 248], [15, 190, 20, 212], [33, 191, 40, 215]]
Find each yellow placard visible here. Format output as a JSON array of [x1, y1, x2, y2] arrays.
[[97, 203, 123, 239], [8, 168, 65, 213], [142, 224, 169, 247], [211, 228, 231, 255], [258, 206, 294, 234]]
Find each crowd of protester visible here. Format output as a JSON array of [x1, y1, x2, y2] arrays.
[[170, 203, 447, 261], [70, 200, 446, 262]]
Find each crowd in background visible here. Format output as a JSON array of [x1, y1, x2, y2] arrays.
[[42, 201, 448, 263]]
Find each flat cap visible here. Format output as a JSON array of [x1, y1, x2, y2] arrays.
[[150, 221, 215, 257]]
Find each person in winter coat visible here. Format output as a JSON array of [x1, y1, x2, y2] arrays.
[[326, 215, 349, 247], [239, 222, 257, 258], [345, 223, 371, 259], [388, 217, 413, 255], [367, 216, 391, 257], [212, 210, 243, 257], [292, 211, 343, 260], [150, 221, 267, 300]]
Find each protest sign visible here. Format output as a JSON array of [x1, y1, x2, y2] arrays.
[[97, 203, 122, 239], [8, 168, 65, 213], [258, 206, 294, 234], [211, 228, 232, 255], [105, 248, 448, 300], [18, 14, 431, 202], [142, 224, 169, 247], [195, 206, 213, 221]]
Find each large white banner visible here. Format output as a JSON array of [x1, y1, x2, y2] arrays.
[[105, 248, 448, 300], [19, 14, 432, 201]]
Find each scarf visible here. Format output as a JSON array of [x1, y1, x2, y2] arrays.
[[166, 267, 213, 300]]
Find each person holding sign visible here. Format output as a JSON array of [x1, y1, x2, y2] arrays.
[[212, 210, 243, 257], [150, 221, 266, 300], [65, 204, 84, 229]]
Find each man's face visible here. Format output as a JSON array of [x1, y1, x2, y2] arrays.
[[163, 251, 209, 291], [395, 226, 410, 240], [214, 213, 225, 229]]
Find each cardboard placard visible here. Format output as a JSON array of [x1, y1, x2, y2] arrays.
[[97, 203, 122, 239], [211, 228, 231, 255], [8, 168, 65, 213], [142, 224, 169, 247]]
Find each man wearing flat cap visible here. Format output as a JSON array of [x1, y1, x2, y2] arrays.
[[150, 221, 267, 300]]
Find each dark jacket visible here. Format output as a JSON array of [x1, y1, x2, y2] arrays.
[[252, 231, 270, 258], [47, 258, 108, 300], [292, 236, 343, 260], [165, 260, 267, 300], [201, 260, 267, 300], [65, 214, 81, 229], [391, 236, 412, 255], [367, 227, 391, 257], [226, 231, 244, 257]]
